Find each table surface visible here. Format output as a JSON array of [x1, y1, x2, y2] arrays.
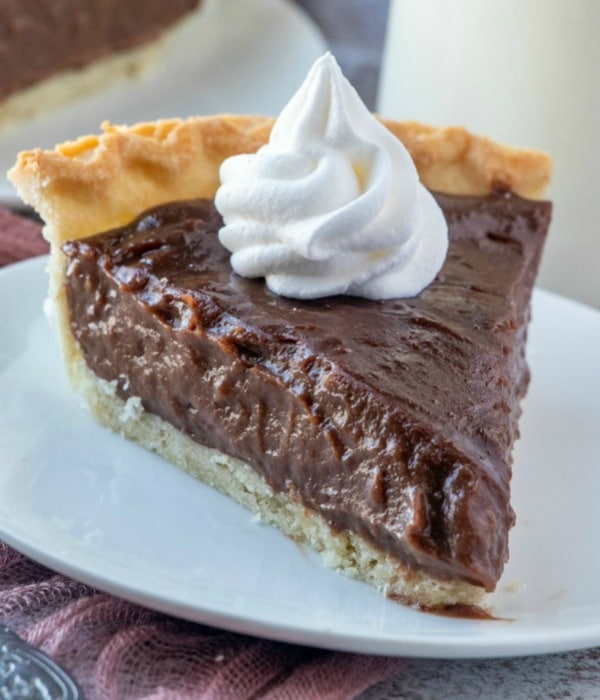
[[295, 1, 600, 698]]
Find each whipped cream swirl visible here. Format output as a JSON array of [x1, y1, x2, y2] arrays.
[[215, 53, 448, 300]]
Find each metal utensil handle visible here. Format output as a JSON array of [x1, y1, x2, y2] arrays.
[[0, 625, 83, 699]]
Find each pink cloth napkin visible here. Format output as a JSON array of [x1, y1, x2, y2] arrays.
[[0, 207, 405, 698], [0, 207, 49, 264]]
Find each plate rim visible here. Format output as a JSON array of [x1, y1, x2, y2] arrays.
[[2, 524, 600, 660]]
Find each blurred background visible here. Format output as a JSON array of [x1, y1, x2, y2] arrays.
[[0, 0, 598, 308], [377, 0, 599, 310], [296, 0, 389, 110], [302, 0, 599, 309]]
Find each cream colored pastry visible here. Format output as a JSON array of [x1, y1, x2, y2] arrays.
[[8, 115, 551, 608]]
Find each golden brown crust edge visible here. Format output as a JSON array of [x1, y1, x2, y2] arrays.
[[7, 115, 552, 248]]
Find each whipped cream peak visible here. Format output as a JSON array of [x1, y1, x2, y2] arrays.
[[215, 53, 448, 300]]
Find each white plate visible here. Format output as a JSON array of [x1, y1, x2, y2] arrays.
[[1, 256, 599, 659], [0, 0, 326, 205]]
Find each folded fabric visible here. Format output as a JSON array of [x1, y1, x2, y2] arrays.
[[0, 208, 404, 698], [0, 207, 48, 266]]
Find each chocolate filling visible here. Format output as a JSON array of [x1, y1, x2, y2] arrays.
[[63, 193, 551, 591], [0, 0, 200, 101]]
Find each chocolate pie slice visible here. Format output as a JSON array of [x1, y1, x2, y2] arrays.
[[0, 0, 201, 129], [8, 114, 551, 609]]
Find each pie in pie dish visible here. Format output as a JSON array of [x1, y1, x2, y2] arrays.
[[8, 91, 552, 609]]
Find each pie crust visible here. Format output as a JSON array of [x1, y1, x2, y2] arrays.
[[8, 116, 552, 607]]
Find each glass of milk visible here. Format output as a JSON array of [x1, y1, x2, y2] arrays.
[[378, 0, 600, 308]]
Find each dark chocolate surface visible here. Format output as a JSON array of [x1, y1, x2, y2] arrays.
[[0, 0, 200, 100], [63, 193, 551, 590]]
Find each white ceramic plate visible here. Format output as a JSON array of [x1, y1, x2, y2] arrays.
[[1, 256, 599, 659], [0, 0, 326, 205]]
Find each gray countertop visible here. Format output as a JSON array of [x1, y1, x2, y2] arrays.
[[294, 2, 600, 698], [361, 649, 600, 699]]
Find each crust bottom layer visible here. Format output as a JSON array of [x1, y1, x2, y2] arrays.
[[69, 353, 485, 609]]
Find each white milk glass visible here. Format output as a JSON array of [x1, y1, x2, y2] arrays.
[[378, 0, 600, 308]]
